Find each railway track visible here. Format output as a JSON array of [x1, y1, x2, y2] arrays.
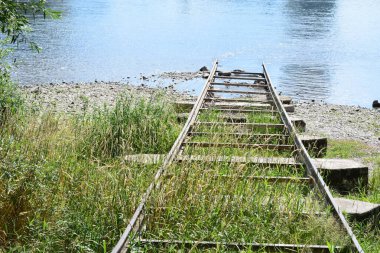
[[113, 61, 364, 252]]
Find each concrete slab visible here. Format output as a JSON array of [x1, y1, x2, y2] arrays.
[[289, 117, 306, 132], [278, 96, 292, 104], [284, 104, 295, 113], [314, 159, 368, 194], [299, 135, 327, 158], [334, 197, 380, 220], [124, 154, 164, 164], [123, 154, 368, 195]]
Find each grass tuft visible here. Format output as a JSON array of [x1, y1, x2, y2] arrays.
[[0, 92, 182, 252]]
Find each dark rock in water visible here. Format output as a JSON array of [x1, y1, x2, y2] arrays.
[[218, 71, 232, 76], [372, 100, 380, 108], [199, 66, 209, 72]]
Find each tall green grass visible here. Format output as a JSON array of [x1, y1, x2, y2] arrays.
[[0, 92, 182, 252], [83, 94, 181, 159], [138, 161, 350, 248], [1, 80, 377, 252]]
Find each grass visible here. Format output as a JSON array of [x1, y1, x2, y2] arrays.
[[1, 77, 375, 252], [325, 139, 379, 203], [0, 92, 182, 252], [139, 161, 350, 248], [325, 139, 371, 159], [126, 107, 355, 251], [323, 139, 380, 252]]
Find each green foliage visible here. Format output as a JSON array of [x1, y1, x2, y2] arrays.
[[0, 67, 23, 124], [0, 0, 61, 47]]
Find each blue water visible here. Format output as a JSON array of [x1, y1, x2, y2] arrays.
[[11, 0, 380, 107]]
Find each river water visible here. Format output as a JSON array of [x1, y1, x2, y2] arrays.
[[10, 0, 380, 107]]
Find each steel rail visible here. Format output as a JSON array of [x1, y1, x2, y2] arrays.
[[183, 141, 295, 151], [199, 108, 279, 114], [188, 132, 289, 138], [201, 103, 277, 110], [185, 114, 279, 123], [194, 121, 285, 128], [262, 63, 364, 253], [215, 75, 266, 81], [215, 70, 264, 76], [175, 155, 301, 167], [136, 239, 342, 253], [210, 82, 268, 88], [204, 97, 274, 103], [163, 174, 312, 184], [207, 88, 270, 95], [111, 60, 219, 253]]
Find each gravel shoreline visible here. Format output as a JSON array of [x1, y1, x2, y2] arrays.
[[21, 72, 380, 151], [21, 72, 200, 114], [293, 102, 380, 151]]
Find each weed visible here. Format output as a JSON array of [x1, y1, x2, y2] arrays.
[[0, 93, 182, 252], [325, 139, 371, 159]]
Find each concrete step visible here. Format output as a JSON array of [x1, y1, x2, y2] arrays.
[[314, 159, 368, 194], [289, 117, 306, 132], [124, 154, 164, 164], [299, 135, 327, 158], [334, 197, 380, 221], [124, 155, 368, 194]]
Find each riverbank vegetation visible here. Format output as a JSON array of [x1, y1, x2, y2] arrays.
[[0, 79, 182, 251], [1, 79, 379, 251]]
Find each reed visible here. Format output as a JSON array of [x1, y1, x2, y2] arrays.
[[0, 92, 181, 252]]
